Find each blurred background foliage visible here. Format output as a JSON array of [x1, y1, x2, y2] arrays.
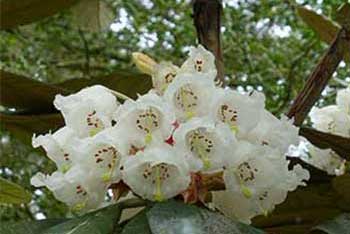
[[0, 0, 349, 222]]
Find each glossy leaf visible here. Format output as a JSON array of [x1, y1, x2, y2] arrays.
[[147, 200, 265, 234], [121, 209, 152, 234], [0, 177, 31, 204], [41, 203, 122, 234], [0, 219, 67, 234]]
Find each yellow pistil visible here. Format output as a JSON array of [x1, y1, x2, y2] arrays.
[[153, 167, 164, 201], [61, 164, 71, 173], [89, 128, 101, 137], [102, 173, 111, 182], [240, 185, 252, 198], [145, 133, 153, 144], [185, 111, 195, 120], [72, 200, 87, 212], [230, 125, 239, 134], [192, 141, 211, 170]]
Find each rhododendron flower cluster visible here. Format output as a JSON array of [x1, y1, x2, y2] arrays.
[[31, 45, 309, 223], [297, 87, 350, 175]]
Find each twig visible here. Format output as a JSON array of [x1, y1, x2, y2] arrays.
[[192, 0, 225, 83], [78, 29, 91, 77]]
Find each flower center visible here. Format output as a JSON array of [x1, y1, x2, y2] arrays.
[[234, 161, 259, 198], [136, 107, 161, 143], [217, 104, 238, 132], [94, 146, 121, 182], [86, 110, 104, 136], [142, 163, 173, 201], [186, 128, 214, 169], [72, 184, 88, 211], [194, 59, 203, 72], [174, 84, 199, 118]]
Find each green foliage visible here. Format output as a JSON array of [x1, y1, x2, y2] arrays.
[[311, 213, 350, 234], [147, 200, 265, 234], [0, 219, 67, 234], [0, 177, 31, 204]]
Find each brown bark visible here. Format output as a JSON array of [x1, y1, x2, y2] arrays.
[[192, 0, 224, 83], [287, 28, 350, 126]]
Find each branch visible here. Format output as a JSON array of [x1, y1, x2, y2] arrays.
[[192, 0, 224, 83], [287, 28, 350, 126]]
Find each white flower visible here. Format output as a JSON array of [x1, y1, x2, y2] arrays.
[[73, 128, 127, 185], [210, 89, 265, 136], [54, 85, 119, 138], [152, 61, 180, 95], [32, 127, 77, 172], [245, 111, 299, 153], [304, 142, 346, 175], [213, 142, 309, 224], [180, 45, 217, 79], [173, 117, 237, 173], [310, 105, 350, 137], [336, 87, 350, 115], [113, 92, 176, 148], [31, 166, 106, 212], [163, 73, 216, 121], [121, 144, 191, 201]]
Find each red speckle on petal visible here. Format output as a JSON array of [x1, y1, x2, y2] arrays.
[[165, 135, 175, 146], [172, 121, 180, 129]]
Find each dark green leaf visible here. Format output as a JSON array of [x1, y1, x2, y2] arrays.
[[0, 113, 63, 144], [310, 213, 350, 234], [41, 203, 122, 234], [0, 177, 31, 204], [0, 70, 67, 114], [0, 0, 79, 29], [296, 5, 340, 44], [147, 200, 265, 234], [0, 219, 67, 234], [56, 71, 152, 100], [121, 209, 152, 234]]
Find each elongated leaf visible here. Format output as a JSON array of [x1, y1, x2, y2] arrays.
[[0, 177, 31, 204], [0, 70, 151, 113], [310, 213, 350, 234], [0, 70, 68, 114], [0, 219, 67, 234], [296, 5, 340, 44], [0, 113, 63, 144], [147, 200, 265, 234], [0, 0, 79, 29], [56, 71, 152, 100], [41, 203, 122, 234], [121, 209, 152, 234]]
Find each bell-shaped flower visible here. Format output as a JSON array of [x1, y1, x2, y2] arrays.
[[32, 127, 78, 173], [121, 144, 191, 201], [173, 117, 237, 173], [152, 61, 180, 95], [336, 87, 350, 115], [309, 105, 350, 137], [209, 89, 265, 137], [54, 85, 119, 138], [73, 128, 127, 185], [245, 111, 299, 153], [113, 92, 176, 148], [31, 166, 106, 212], [213, 142, 309, 223], [163, 73, 216, 121], [180, 45, 217, 79]]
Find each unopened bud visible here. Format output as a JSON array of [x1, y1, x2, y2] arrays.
[[132, 52, 157, 75]]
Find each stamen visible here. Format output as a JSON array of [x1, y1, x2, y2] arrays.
[[154, 166, 164, 201]]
